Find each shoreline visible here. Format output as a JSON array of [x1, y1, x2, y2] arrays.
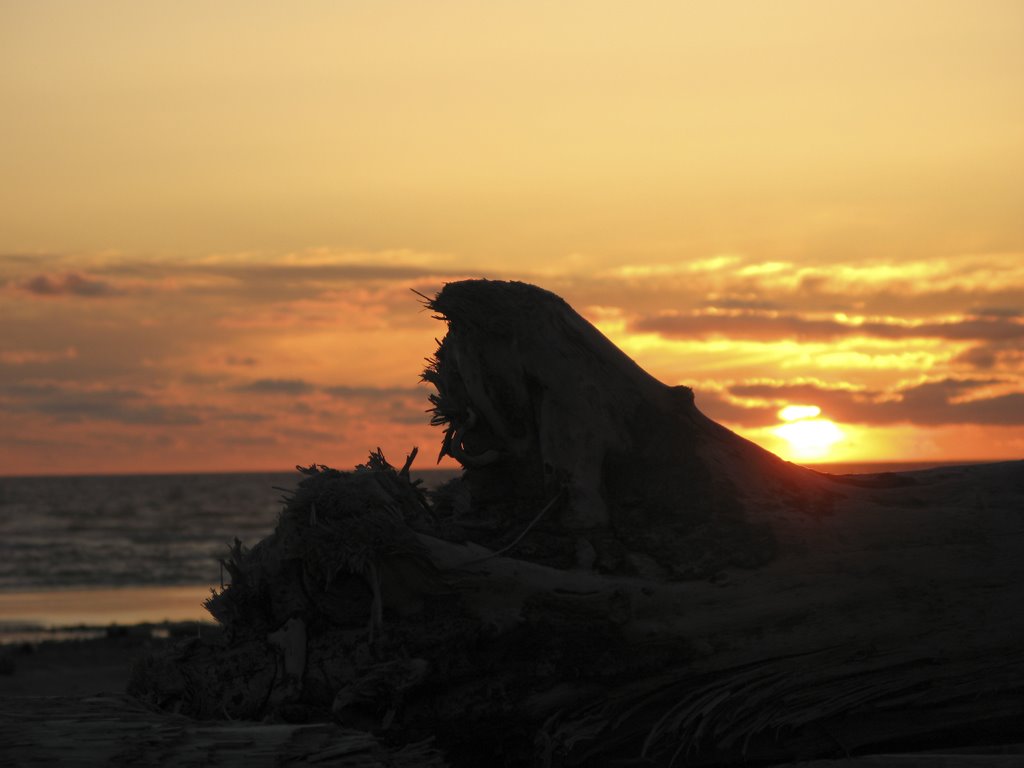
[[0, 620, 213, 699], [0, 585, 216, 643]]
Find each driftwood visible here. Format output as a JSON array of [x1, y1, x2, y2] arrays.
[[0, 694, 446, 767], [130, 280, 1024, 766]]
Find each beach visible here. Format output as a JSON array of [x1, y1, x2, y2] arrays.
[[0, 470, 459, 762], [2, 462, 1020, 765], [0, 586, 215, 701], [0, 621, 205, 697], [3, 469, 1023, 765], [0, 624, 449, 766]]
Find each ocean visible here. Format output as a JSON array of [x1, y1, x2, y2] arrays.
[[0, 462, 982, 638], [0, 469, 462, 593]]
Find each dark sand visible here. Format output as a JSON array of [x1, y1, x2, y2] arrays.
[[2, 628, 1022, 766], [0, 623, 202, 697], [0, 625, 424, 766], [0, 586, 216, 701], [1, 464, 1022, 766]]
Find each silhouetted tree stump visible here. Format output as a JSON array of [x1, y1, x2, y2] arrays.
[[130, 280, 1024, 766]]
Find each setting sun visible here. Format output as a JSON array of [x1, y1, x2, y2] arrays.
[[773, 405, 845, 461], [1, 4, 1023, 764], [778, 405, 822, 422], [1, 1, 1021, 475]]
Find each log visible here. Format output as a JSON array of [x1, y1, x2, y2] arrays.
[[0, 694, 447, 767], [130, 280, 1024, 766]]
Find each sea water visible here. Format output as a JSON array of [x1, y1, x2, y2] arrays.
[[0, 472, 296, 591], [0, 462, 970, 637], [0, 469, 460, 640], [0, 469, 461, 592]]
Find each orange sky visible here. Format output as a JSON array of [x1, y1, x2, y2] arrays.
[[1, 2, 1022, 475]]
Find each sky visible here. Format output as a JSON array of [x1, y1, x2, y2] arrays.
[[1, 1, 1022, 475]]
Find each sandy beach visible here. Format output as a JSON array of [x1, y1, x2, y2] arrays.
[[2, 628, 1022, 766], [2, 468, 1023, 765], [0, 623, 204, 697], [0, 622, 450, 767], [0, 586, 216, 699]]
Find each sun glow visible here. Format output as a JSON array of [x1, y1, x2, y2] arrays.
[[773, 404, 845, 460], [778, 404, 821, 421]]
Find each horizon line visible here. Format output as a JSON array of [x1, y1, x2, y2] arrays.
[[1, 458, 1018, 481]]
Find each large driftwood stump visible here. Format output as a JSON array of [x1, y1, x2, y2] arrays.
[[131, 280, 1024, 766]]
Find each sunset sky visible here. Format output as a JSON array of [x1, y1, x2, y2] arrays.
[[2, 1, 1022, 475]]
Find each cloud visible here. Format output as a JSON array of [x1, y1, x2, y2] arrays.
[[4, 253, 470, 322], [220, 434, 281, 447], [322, 385, 423, 399], [223, 355, 258, 367], [21, 272, 118, 297], [970, 307, 1023, 319], [700, 297, 783, 311], [234, 378, 316, 395], [894, 379, 1024, 426], [0, 253, 62, 264], [577, 253, 1024, 322], [713, 378, 1024, 427], [132, 252, 471, 299], [211, 263, 463, 284], [693, 390, 779, 428], [230, 381, 428, 425], [632, 310, 1024, 343], [953, 347, 997, 369], [211, 410, 270, 423], [0, 383, 201, 425], [942, 393, 1024, 425], [952, 341, 1024, 371], [3, 249, 1021, 472], [0, 347, 78, 365], [324, 385, 429, 425]]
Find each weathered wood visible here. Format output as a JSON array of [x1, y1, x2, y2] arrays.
[[128, 280, 1024, 766], [0, 694, 448, 767], [3, 695, 1017, 766]]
